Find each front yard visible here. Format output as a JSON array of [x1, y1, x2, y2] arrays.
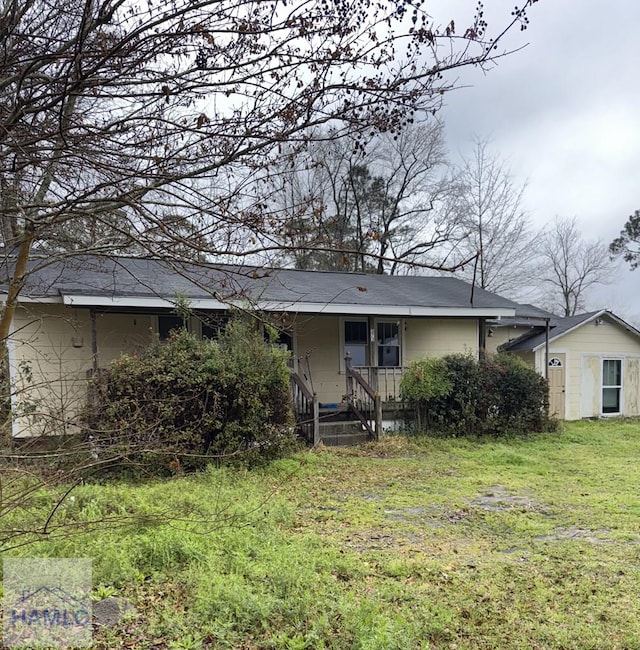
[[3, 420, 640, 648]]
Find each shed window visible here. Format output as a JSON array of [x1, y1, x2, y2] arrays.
[[602, 359, 622, 414]]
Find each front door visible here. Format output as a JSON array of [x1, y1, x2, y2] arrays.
[[548, 354, 566, 419]]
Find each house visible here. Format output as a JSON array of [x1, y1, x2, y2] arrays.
[[4, 256, 638, 440], [2, 255, 525, 439], [489, 309, 640, 420]]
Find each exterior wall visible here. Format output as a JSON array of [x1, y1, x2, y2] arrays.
[[10, 305, 93, 437], [296, 315, 479, 405], [486, 325, 536, 355], [404, 318, 478, 360], [10, 306, 483, 435], [94, 312, 154, 366], [294, 315, 344, 405], [9, 305, 154, 437], [532, 317, 640, 420]]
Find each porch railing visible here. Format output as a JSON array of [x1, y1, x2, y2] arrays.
[[345, 354, 382, 440], [353, 366, 404, 403], [290, 370, 320, 445]]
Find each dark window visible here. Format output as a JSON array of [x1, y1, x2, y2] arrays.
[[376, 321, 400, 367], [158, 315, 185, 341], [200, 314, 228, 340], [344, 320, 368, 367], [275, 330, 293, 351], [264, 326, 293, 351]]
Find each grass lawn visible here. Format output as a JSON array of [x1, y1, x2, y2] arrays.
[[2, 419, 640, 649]]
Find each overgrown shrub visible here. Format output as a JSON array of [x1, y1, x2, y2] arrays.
[[399, 358, 452, 430], [402, 353, 553, 436], [427, 354, 483, 435], [479, 354, 550, 434], [86, 319, 295, 473]]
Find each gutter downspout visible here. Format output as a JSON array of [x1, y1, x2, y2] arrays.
[[90, 309, 99, 373], [544, 318, 550, 380], [478, 318, 486, 360]]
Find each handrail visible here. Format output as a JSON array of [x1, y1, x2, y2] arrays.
[[344, 354, 382, 440], [290, 369, 320, 445], [290, 370, 314, 402], [347, 364, 377, 401]]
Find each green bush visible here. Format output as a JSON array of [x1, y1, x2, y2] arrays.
[[399, 358, 452, 430], [402, 353, 553, 436], [480, 354, 550, 434], [86, 319, 295, 473], [428, 354, 483, 435]]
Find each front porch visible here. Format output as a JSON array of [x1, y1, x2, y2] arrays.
[[291, 355, 410, 446]]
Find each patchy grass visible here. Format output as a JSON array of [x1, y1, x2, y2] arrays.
[[2, 420, 640, 648]]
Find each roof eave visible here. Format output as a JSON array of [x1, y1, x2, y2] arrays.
[[525, 309, 640, 352], [59, 294, 516, 317]]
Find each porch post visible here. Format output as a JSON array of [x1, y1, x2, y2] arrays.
[[90, 308, 99, 373], [478, 318, 487, 360], [312, 394, 320, 447], [345, 352, 353, 401], [544, 318, 550, 380], [374, 392, 383, 441]]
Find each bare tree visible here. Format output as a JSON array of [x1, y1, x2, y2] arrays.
[[536, 217, 615, 316], [273, 122, 464, 274], [0, 0, 540, 352], [443, 138, 537, 297], [610, 209, 640, 269]]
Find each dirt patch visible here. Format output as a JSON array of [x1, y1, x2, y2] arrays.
[[471, 485, 550, 514], [534, 526, 612, 543], [342, 531, 404, 552]]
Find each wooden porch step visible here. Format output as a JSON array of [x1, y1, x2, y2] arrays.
[[319, 421, 372, 446]]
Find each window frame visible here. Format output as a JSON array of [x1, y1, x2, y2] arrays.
[[340, 317, 403, 371], [341, 318, 370, 370], [375, 319, 402, 368], [601, 358, 623, 415], [156, 314, 187, 341]]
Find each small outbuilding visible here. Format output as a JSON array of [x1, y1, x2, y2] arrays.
[[498, 310, 640, 420]]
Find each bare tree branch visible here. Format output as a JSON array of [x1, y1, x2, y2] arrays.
[[536, 217, 615, 316]]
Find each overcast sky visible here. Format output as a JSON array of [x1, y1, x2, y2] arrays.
[[431, 0, 639, 321]]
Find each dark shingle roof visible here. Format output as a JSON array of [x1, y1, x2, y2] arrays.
[[502, 311, 611, 351], [488, 303, 558, 329], [1, 255, 520, 315]]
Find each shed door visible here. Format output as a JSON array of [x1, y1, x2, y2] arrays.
[[548, 354, 566, 419]]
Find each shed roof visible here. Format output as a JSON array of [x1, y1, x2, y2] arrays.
[[501, 310, 640, 352]]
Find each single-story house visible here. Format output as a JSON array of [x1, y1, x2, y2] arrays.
[[3, 255, 526, 438], [2, 256, 639, 438], [488, 310, 640, 420]]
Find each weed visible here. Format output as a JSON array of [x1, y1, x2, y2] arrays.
[[3, 420, 640, 648]]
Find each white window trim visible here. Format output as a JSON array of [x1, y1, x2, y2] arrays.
[[339, 317, 404, 371], [374, 318, 403, 369], [339, 317, 369, 372], [601, 357, 623, 416]]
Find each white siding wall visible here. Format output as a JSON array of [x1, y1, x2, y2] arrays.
[[10, 306, 154, 437], [296, 316, 479, 405], [11, 306, 483, 435], [11, 305, 93, 437]]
